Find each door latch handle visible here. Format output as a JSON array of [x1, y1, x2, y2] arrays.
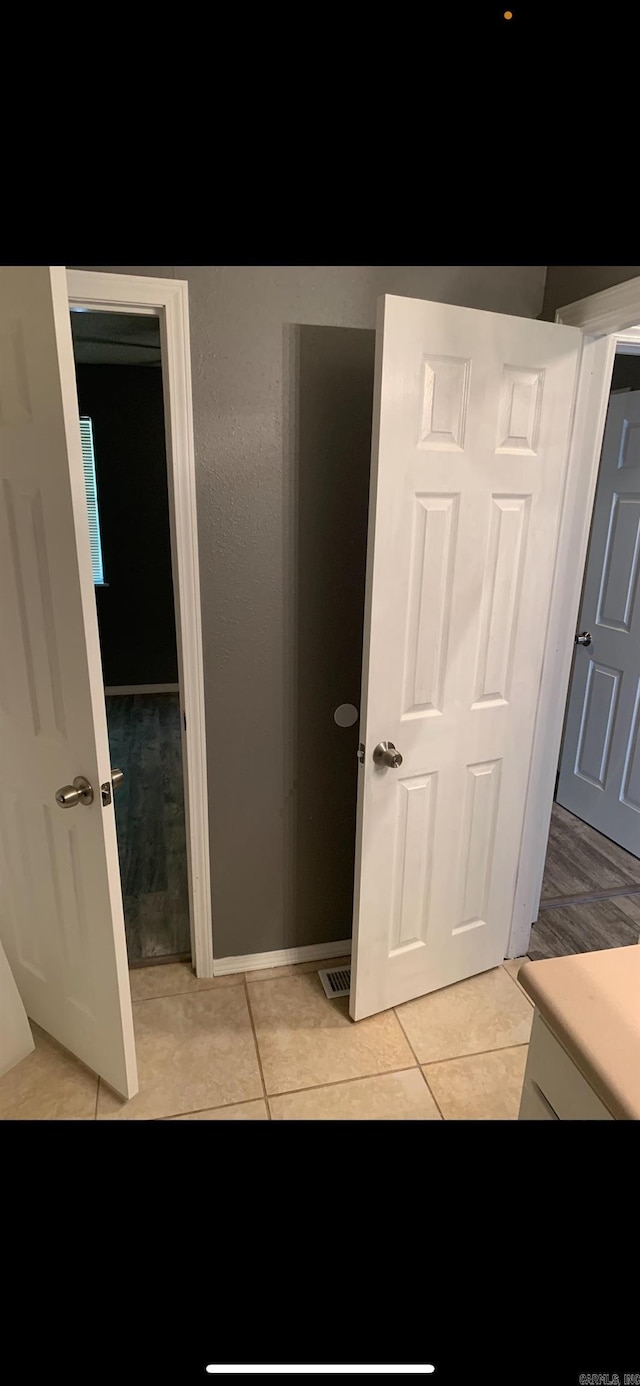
[[373, 740, 403, 769], [575, 631, 592, 647], [55, 775, 94, 808]]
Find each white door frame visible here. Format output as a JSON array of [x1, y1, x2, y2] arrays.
[[66, 269, 213, 978], [508, 273, 640, 958]]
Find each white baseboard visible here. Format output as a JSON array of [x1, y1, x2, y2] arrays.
[[213, 938, 352, 977], [104, 683, 180, 695]]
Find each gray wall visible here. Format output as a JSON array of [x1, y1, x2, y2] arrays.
[[292, 326, 375, 948], [73, 266, 547, 958], [542, 266, 640, 320]]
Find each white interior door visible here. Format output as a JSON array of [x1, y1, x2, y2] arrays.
[[351, 294, 582, 1019], [0, 266, 137, 1097], [556, 388, 640, 856]]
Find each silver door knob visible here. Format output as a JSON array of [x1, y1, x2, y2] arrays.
[[111, 768, 124, 790], [575, 631, 592, 647], [55, 775, 94, 808], [373, 740, 403, 768]]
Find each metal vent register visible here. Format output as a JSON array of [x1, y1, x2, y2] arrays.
[[318, 967, 351, 999]]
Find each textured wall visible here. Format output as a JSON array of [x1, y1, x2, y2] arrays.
[[73, 266, 547, 958], [75, 364, 178, 687], [542, 266, 640, 321], [292, 326, 375, 947]]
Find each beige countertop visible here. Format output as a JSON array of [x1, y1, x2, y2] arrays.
[[518, 946, 640, 1121]]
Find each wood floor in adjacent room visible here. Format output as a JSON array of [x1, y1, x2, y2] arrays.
[[541, 802, 640, 903], [105, 693, 190, 963], [529, 802, 640, 961]]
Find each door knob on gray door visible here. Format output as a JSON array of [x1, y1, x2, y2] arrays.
[[55, 775, 94, 808], [373, 740, 403, 768], [575, 631, 592, 647]]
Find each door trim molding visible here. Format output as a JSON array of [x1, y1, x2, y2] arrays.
[[508, 274, 640, 957], [67, 270, 213, 979], [213, 938, 352, 977], [555, 274, 640, 335]]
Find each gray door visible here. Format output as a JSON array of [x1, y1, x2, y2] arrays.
[[557, 389, 640, 856]]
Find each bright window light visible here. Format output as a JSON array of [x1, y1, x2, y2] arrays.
[[79, 416, 105, 585]]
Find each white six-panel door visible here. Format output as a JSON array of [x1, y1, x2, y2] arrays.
[[351, 295, 582, 1020], [557, 389, 640, 856], [0, 267, 138, 1097]]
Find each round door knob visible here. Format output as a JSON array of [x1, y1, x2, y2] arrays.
[[55, 775, 94, 808], [373, 740, 403, 768]]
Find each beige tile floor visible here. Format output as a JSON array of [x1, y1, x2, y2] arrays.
[[0, 956, 534, 1120]]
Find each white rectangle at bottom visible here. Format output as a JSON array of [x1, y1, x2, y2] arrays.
[[205, 1369, 436, 1376]]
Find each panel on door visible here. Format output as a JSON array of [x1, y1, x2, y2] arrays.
[[0, 267, 137, 1097], [351, 296, 581, 1020], [557, 390, 640, 856]]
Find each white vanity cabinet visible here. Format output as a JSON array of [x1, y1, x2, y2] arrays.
[[519, 1012, 614, 1120], [517, 947, 640, 1123]]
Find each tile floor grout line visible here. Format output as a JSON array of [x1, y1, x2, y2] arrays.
[[111, 963, 530, 1120], [131, 981, 244, 1003], [266, 1064, 421, 1104], [391, 994, 531, 1074], [391, 1012, 447, 1120], [419, 1039, 529, 1122], [243, 978, 271, 1118], [128, 958, 352, 1002], [418, 1067, 446, 1120], [501, 964, 534, 1006], [97, 1024, 532, 1120], [163, 1096, 266, 1120], [393, 1005, 435, 1077], [421, 1041, 530, 1071], [244, 960, 351, 986], [239, 972, 424, 1104]]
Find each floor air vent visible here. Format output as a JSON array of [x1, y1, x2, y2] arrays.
[[318, 966, 351, 999]]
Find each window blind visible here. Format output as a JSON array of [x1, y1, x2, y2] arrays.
[[79, 416, 104, 585]]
